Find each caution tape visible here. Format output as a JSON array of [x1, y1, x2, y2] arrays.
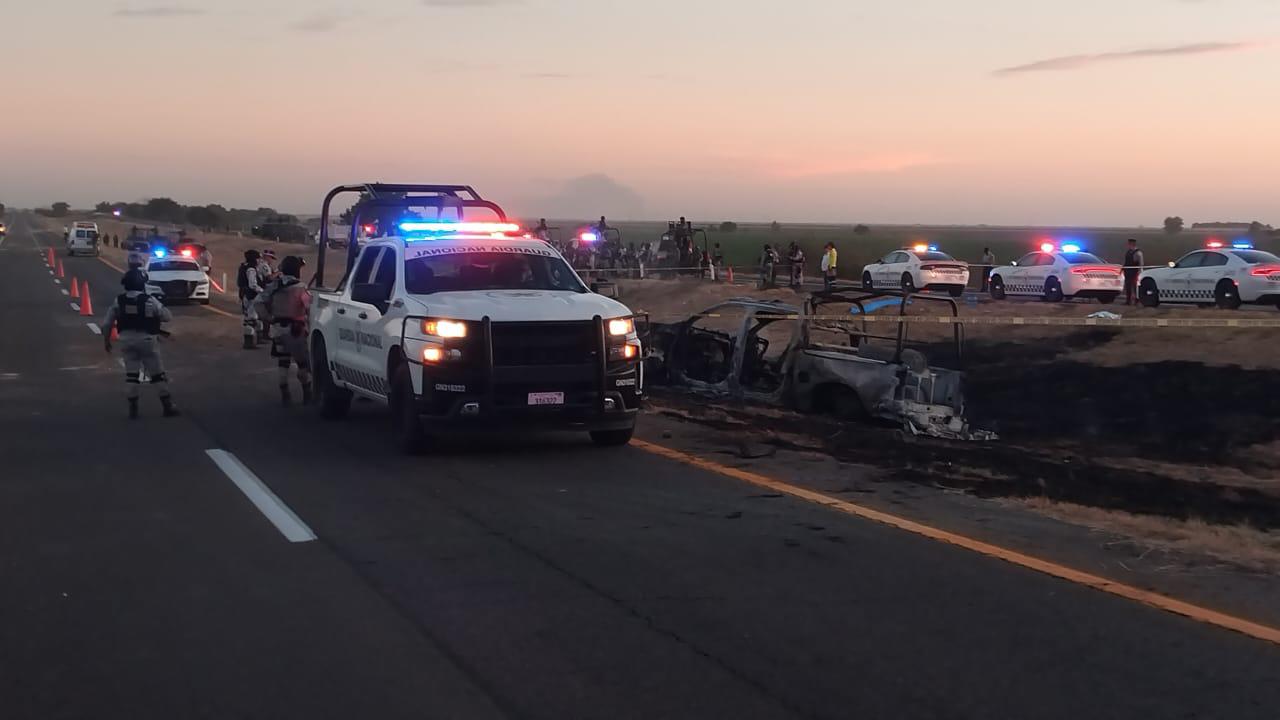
[[636, 312, 1280, 328]]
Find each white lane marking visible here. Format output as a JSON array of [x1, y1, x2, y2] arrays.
[[87, 323, 101, 335], [59, 365, 101, 371], [61, 289, 69, 296], [54, 278, 61, 284], [48, 270, 54, 275], [70, 302, 80, 312], [116, 358, 125, 368], [0, 373, 19, 381], [205, 450, 317, 543]]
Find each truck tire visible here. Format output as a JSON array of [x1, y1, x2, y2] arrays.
[[312, 337, 352, 420], [989, 275, 1006, 300], [590, 426, 635, 447], [1215, 280, 1241, 310], [1139, 279, 1160, 307], [1043, 277, 1064, 303], [391, 363, 429, 454]]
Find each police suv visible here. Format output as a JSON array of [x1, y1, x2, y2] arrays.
[[988, 242, 1122, 303], [860, 244, 970, 297], [1138, 240, 1280, 310], [143, 247, 211, 304], [309, 184, 642, 453]]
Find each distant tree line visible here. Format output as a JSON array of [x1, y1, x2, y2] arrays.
[[92, 198, 289, 232]]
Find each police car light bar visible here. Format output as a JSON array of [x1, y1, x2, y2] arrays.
[[580, 232, 599, 243], [1040, 242, 1055, 253], [1207, 240, 1224, 248], [399, 221, 522, 234], [1232, 240, 1254, 250], [153, 248, 167, 258], [1060, 243, 1082, 253]]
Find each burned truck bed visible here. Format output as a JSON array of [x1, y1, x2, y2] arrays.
[[645, 289, 994, 440]]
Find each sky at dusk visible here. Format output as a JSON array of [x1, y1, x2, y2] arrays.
[[2, 0, 1278, 225]]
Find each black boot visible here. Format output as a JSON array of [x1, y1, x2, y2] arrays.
[[160, 396, 180, 418], [128, 397, 139, 420], [301, 383, 313, 406], [243, 334, 256, 350], [280, 385, 292, 407]]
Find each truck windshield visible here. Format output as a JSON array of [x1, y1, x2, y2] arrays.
[[404, 252, 587, 295]]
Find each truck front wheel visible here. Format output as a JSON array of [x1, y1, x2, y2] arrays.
[[391, 364, 429, 454], [312, 337, 352, 420]]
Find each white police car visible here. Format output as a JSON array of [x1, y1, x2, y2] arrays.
[[1138, 240, 1280, 310], [988, 242, 1122, 303], [860, 244, 970, 297], [143, 249, 211, 304]]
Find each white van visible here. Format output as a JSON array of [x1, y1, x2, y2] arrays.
[[66, 221, 100, 256]]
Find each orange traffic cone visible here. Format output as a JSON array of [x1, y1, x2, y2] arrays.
[[69, 277, 80, 298], [79, 281, 94, 317], [109, 324, 119, 341], [56, 259, 65, 279], [47, 248, 55, 266], [726, 265, 734, 283]]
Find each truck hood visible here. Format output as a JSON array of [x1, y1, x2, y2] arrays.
[[404, 290, 632, 322]]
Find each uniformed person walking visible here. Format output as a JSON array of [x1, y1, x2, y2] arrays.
[[237, 249, 264, 349], [255, 256, 313, 406], [102, 269, 179, 419], [256, 249, 278, 343]]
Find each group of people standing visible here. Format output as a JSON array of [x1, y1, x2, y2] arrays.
[[758, 242, 839, 290], [97, 245, 316, 419], [237, 249, 314, 404]]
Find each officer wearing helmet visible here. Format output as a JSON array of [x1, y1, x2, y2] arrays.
[[255, 255, 313, 405], [101, 269, 179, 419], [237, 249, 264, 349]]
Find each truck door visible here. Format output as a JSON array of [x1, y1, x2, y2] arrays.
[[327, 246, 383, 392], [345, 246, 399, 396]]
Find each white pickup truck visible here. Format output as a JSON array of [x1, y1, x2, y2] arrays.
[[309, 184, 643, 453]]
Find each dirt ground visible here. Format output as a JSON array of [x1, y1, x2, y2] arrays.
[[617, 276, 1280, 536]]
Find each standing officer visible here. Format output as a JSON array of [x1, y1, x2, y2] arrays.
[[1123, 238, 1144, 305], [979, 247, 996, 292], [256, 256, 313, 405], [237, 249, 264, 349], [256, 249, 278, 343], [102, 269, 179, 419]]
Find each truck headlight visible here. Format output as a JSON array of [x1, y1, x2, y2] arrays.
[[422, 319, 467, 338], [607, 317, 633, 336]]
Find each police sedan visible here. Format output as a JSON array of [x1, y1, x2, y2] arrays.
[[987, 243, 1122, 303], [1138, 241, 1280, 310], [860, 244, 970, 297], [143, 250, 211, 305]]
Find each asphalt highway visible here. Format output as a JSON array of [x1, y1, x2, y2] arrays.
[[1, 211, 1277, 720]]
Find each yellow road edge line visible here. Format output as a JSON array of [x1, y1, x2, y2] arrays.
[[633, 439, 1280, 646], [201, 304, 238, 319], [98, 256, 238, 318]]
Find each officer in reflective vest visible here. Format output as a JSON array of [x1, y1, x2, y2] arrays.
[[102, 269, 179, 419], [237, 249, 263, 349], [255, 256, 313, 406]]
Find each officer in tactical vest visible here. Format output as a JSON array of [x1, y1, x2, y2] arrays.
[[102, 269, 179, 419], [256, 249, 278, 343], [255, 255, 313, 405], [237, 249, 264, 349]]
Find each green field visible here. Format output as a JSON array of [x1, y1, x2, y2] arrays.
[[542, 220, 1263, 280]]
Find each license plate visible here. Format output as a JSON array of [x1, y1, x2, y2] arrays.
[[527, 392, 565, 406]]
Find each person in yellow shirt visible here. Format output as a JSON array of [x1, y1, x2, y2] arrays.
[[820, 242, 838, 290]]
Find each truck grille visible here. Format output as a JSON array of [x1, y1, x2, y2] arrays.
[[490, 321, 598, 367]]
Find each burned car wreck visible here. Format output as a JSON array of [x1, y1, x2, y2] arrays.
[[645, 289, 994, 440]]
